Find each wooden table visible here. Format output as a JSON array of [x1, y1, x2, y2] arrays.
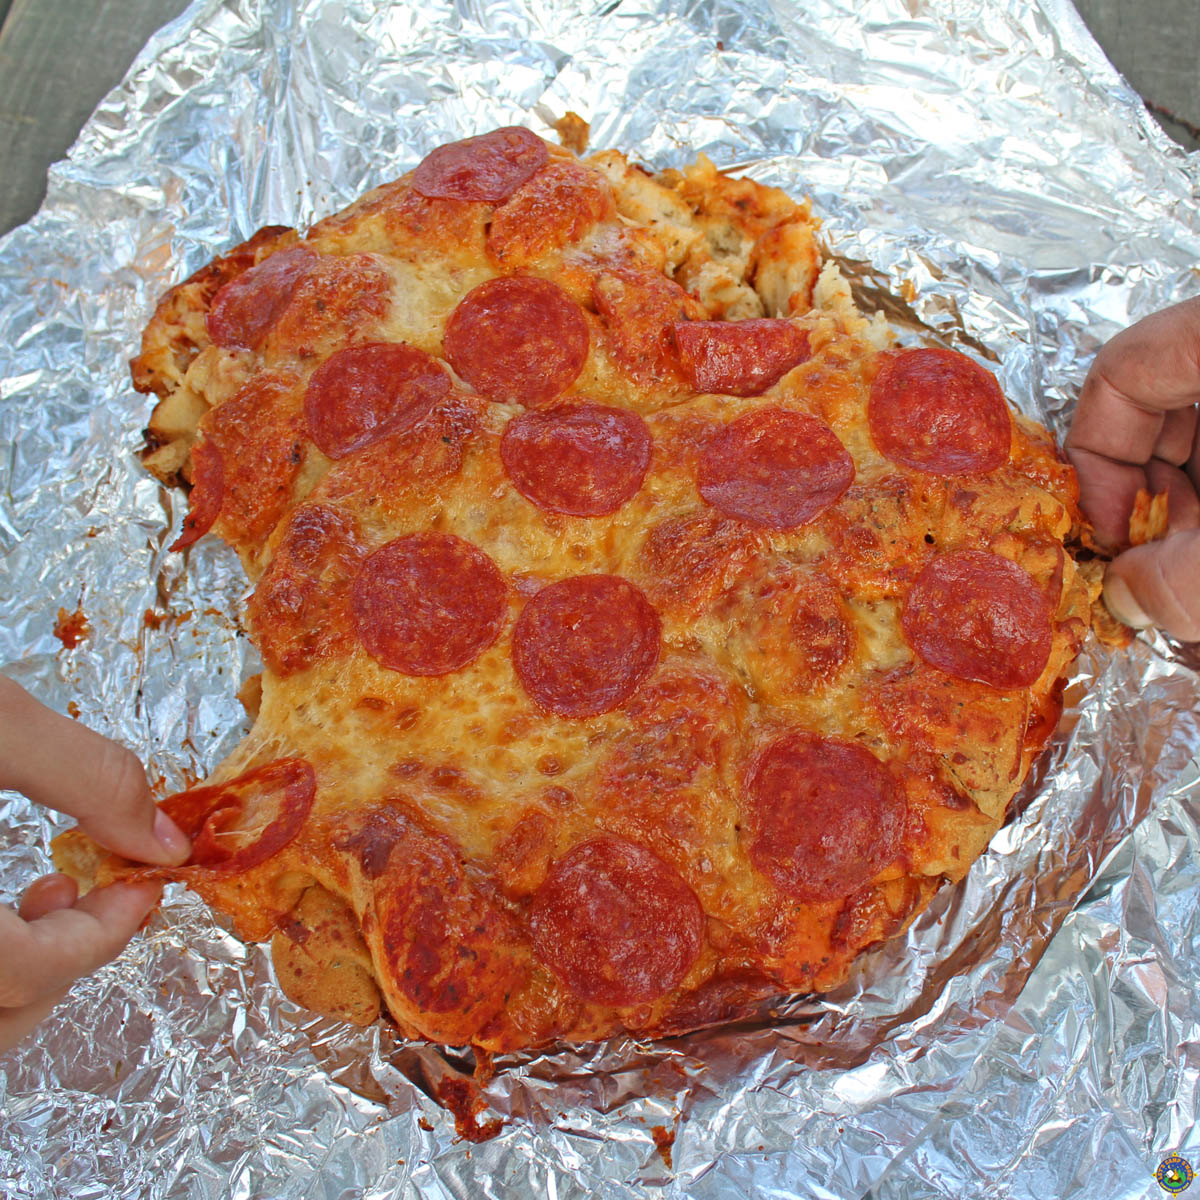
[[0, 0, 1197, 238]]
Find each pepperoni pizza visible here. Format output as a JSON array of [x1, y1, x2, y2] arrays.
[[54, 126, 1093, 1049]]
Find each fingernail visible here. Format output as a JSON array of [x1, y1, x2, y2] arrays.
[[153, 809, 191, 864], [1103, 575, 1153, 629]]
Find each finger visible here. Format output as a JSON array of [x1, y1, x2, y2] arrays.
[[1144, 460, 1200, 532], [1153, 406, 1198, 466], [0, 988, 67, 1055], [1104, 530, 1200, 642], [0, 676, 189, 866], [0, 880, 161, 1009], [17, 873, 79, 921], [1064, 446, 1146, 550], [1066, 297, 1200, 467]]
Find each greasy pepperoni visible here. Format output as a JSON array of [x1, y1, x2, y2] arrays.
[[697, 407, 854, 529], [746, 732, 904, 901], [351, 533, 507, 676], [444, 276, 588, 407], [673, 319, 811, 396], [593, 267, 701, 388], [902, 549, 1052, 688], [411, 126, 548, 203], [529, 835, 704, 1006], [634, 511, 759, 615], [869, 348, 1011, 475], [248, 504, 366, 675], [159, 758, 315, 874], [500, 402, 651, 516], [487, 159, 615, 267], [206, 245, 317, 351], [512, 575, 660, 717], [304, 342, 450, 459], [201, 371, 305, 547], [170, 439, 224, 551]]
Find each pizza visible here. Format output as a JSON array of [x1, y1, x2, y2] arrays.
[[54, 124, 1093, 1051]]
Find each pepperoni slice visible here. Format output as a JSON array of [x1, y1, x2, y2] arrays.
[[200, 371, 305, 548], [206, 245, 318, 351], [529, 835, 704, 1006], [593, 268, 701, 388], [673, 319, 811, 396], [487, 159, 615, 268], [351, 533, 507, 676], [261, 253, 392, 362], [869, 348, 1011, 475], [170, 439, 224, 551], [159, 758, 315, 874], [411, 127, 548, 203], [746, 732, 904, 901], [444, 276, 588, 407], [902, 549, 1052, 688], [343, 808, 525, 1021], [697, 407, 854, 529], [304, 342, 450, 459], [634, 511, 760, 616], [512, 575, 660, 717], [248, 504, 366, 675], [500, 402, 651, 516]]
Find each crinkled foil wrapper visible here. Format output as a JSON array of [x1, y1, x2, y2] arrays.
[[1, 0, 1199, 1195]]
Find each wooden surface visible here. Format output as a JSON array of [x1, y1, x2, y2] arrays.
[[0, 0, 1197, 238]]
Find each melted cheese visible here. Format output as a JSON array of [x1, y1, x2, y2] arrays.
[[56, 132, 1093, 1052]]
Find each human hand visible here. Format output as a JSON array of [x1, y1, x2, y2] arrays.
[[0, 675, 191, 1052], [1064, 296, 1200, 640]]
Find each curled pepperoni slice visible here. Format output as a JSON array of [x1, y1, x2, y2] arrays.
[[444, 276, 588, 407], [902, 549, 1052, 688], [746, 732, 904, 901], [529, 834, 704, 1006], [411, 127, 548, 203], [304, 342, 450, 459], [869, 348, 1011, 475], [206, 245, 318, 351], [170, 439, 224, 551], [352, 533, 507, 676], [500, 402, 651, 516], [512, 575, 660, 717], [673, 319, 811, 396], [159, 758, 316, 874], [698, 407, 854, 529]]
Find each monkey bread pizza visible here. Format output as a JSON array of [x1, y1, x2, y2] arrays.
[[54, 124, 1094, 1050]]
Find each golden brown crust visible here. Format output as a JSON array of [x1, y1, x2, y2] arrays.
[[56, 128, 1094, 1052]]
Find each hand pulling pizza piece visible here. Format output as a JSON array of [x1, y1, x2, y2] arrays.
[[54, 125, 1095, 1055]]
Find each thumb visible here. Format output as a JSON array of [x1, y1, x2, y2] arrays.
[[1104, 530, 1200, 642], [0, 677, 190, 865]]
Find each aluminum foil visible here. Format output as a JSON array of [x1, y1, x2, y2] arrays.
[[1, 0, 1199, 1195]]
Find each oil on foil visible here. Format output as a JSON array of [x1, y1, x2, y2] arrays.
[[1, 1, 1198, 1197]]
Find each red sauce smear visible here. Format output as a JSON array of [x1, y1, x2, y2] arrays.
[[54, 607, 90, 648]]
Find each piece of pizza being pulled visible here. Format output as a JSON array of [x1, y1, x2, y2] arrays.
[[54, 124, 1095, 1050]]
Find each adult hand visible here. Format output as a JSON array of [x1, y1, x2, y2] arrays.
[[1065, 296, 1200, 640], [0, 675, 191, 1052]]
